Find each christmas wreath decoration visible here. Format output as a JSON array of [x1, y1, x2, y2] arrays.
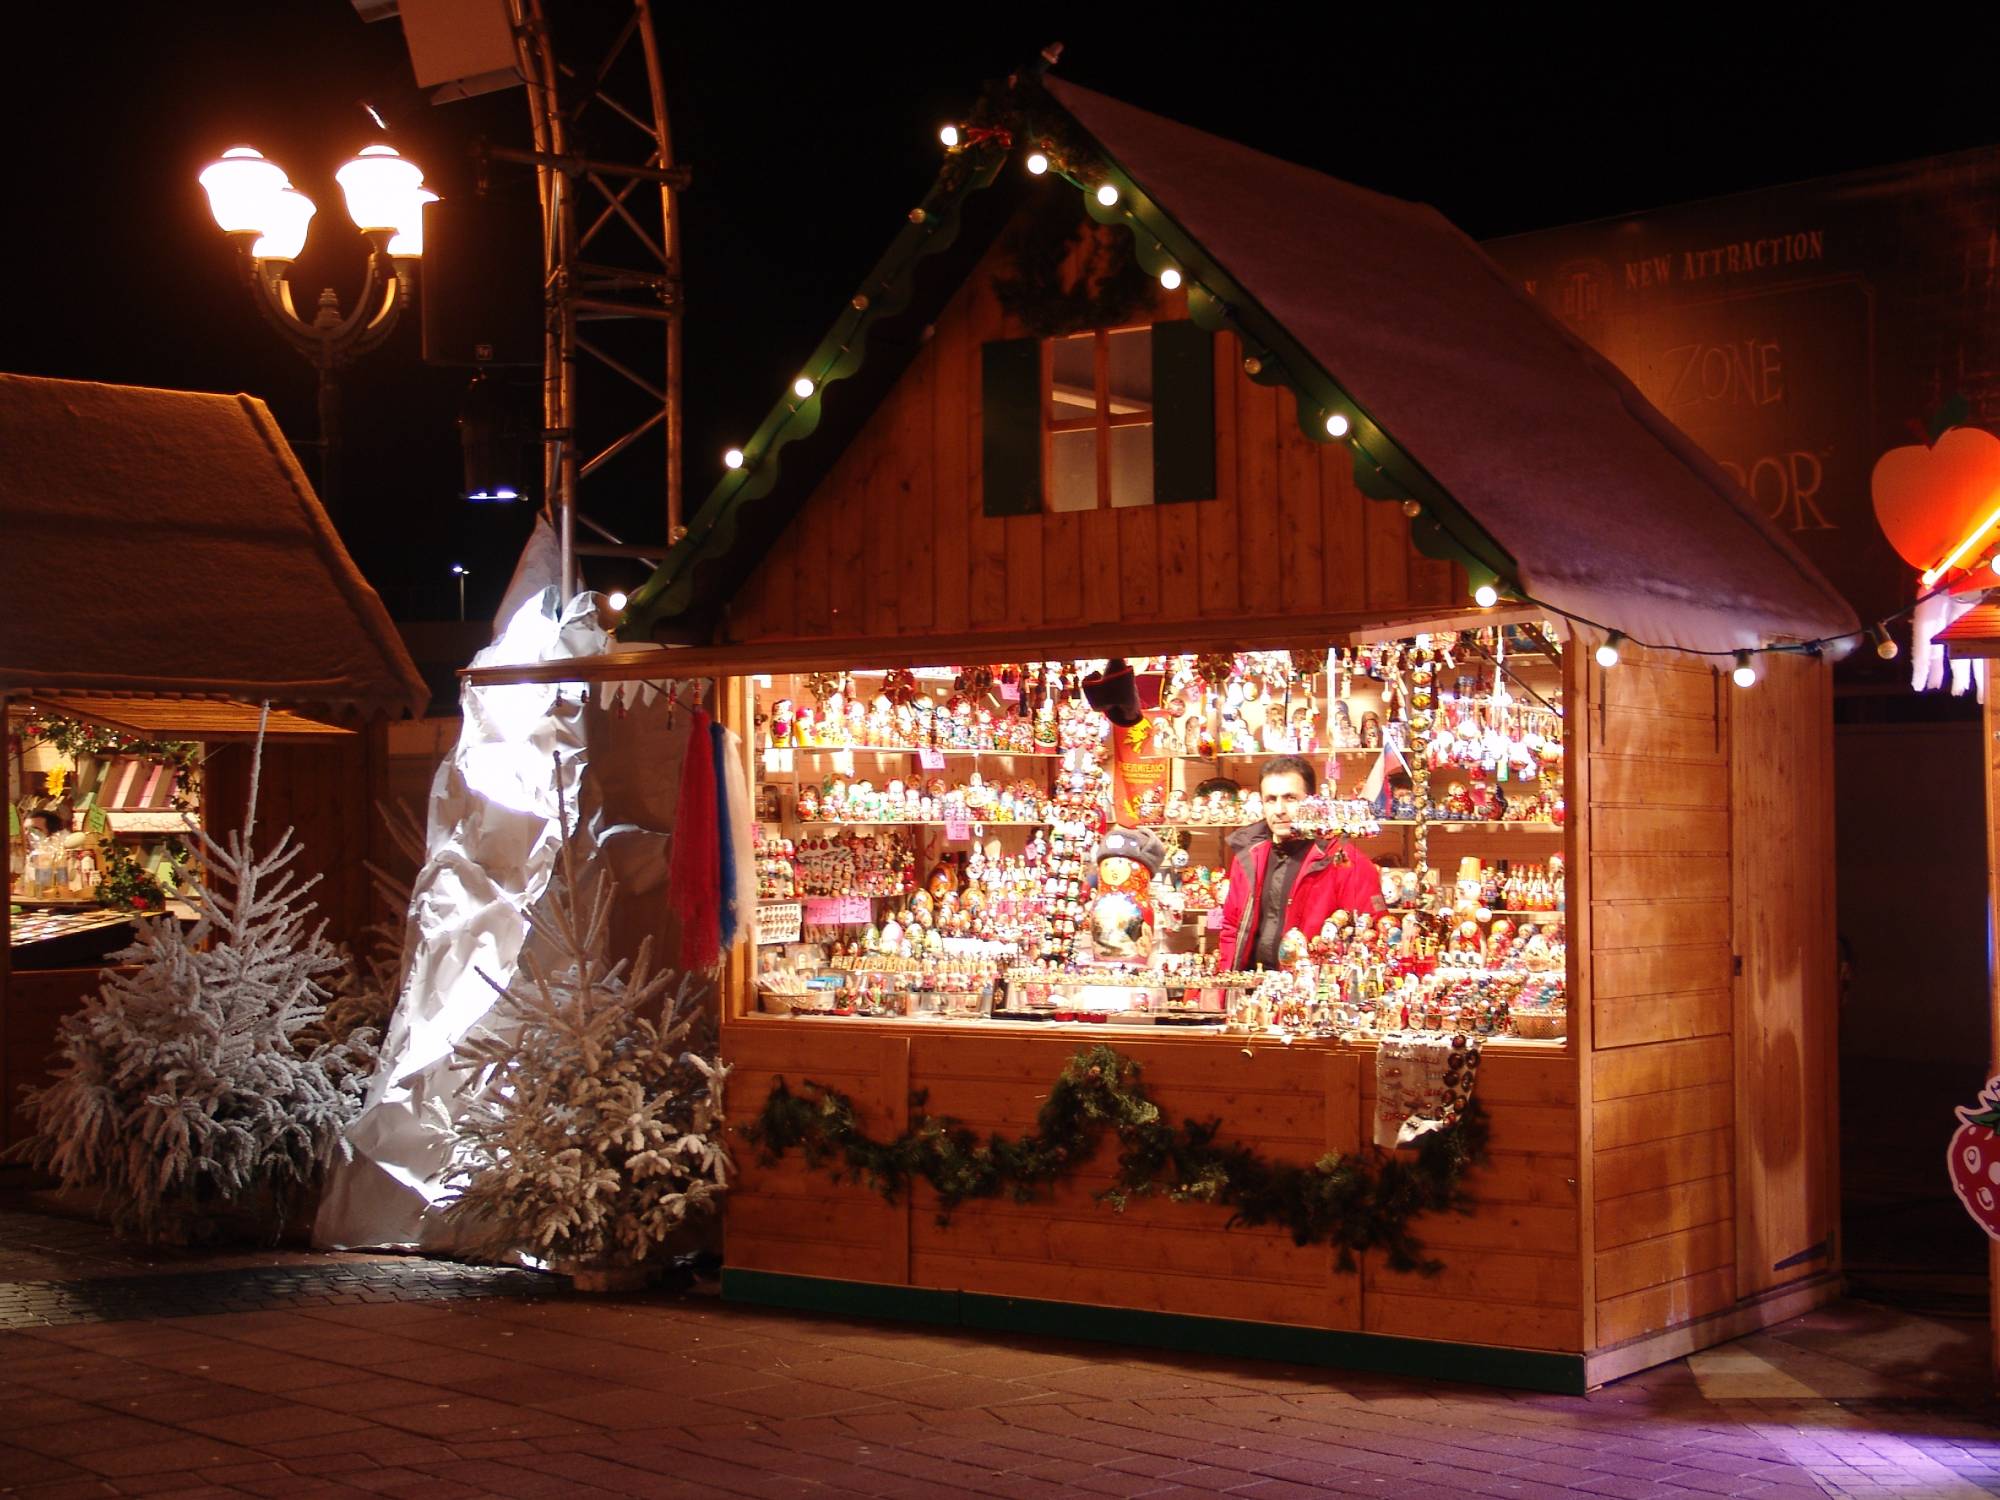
[[993, 192, 1159, 339], [22, 713, 199, 807], [744, 1043, 1487, 1274]]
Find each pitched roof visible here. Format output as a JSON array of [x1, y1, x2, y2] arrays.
[[1043, 78, 1854, 653], [0, 374, 429, 720], [628, 75, 1856, 656]]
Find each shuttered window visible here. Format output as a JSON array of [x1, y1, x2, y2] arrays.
[[981, 321, 1215, 516]]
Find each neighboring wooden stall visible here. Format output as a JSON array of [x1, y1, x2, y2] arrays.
[[1, 374, 427, 1155], [472, 74, 1854, 1390]]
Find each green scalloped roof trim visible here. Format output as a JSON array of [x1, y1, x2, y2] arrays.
[[623, 76, 1518, 639], [1060, 109, 1518, 588], [620, 146, 1007, 637]]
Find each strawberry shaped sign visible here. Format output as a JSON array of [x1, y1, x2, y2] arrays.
[[1870, 425, 2000, 579], [1949, 1076, 2000, 1240]]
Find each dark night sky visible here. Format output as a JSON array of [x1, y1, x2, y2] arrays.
[[12, 6, 2000, 621]]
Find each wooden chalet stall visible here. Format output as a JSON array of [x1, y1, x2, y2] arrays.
[[479, 77, 1856, 1391], [1, 374, 429, 1154]]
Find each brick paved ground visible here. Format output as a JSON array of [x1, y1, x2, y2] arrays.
[[3, 1193, 1999, 1499]]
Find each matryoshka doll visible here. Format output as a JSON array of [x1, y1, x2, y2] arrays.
[[1087, 826, 1165, 966]]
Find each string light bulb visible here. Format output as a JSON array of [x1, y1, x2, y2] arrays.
[[793, 377, 815, 399], [1095, 183, 1119, 206], [1401, 500, 1422, 519], [723, 447, 744, 470], [607, 591, 628, 611], [1473, 583, 1500, 609], [1159, 266, 1182, 290], [1595, 632, 1624, 669], [1324, 412, 1350, 439], [1870, 624, 1900, 660], [1025, 151, 1049, 175], [1731, 651, 1758, 688], [938, 124, 960, 148]]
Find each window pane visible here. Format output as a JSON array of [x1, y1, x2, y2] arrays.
[[1106, 328, 1153, 416], [1050, 428, 1098, 512], [1051, 335, 1096, 416], [1109, 423, 1154, 508]]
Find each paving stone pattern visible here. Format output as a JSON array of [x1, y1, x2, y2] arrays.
[[2, 1203, 1999, 1497]]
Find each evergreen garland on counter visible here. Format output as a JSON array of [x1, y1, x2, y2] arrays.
[[743, 1043, 1487, 1274]]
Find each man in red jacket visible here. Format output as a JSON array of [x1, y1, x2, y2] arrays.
[[1218, 756, 1384, 971]]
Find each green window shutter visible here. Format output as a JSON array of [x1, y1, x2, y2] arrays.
[[1152, 320, 1215, 504], [981, 337, 1042, 516]]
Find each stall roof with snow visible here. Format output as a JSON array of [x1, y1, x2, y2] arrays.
[[618, 70, 1854, 662], [0, 374, 428, 723]]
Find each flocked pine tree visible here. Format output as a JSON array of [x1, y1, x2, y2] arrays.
[[13, 707, 367, 1241], [442, 778, 730, 1277]]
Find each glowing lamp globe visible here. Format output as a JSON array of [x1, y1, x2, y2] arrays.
[[386, 189, 438, 257], [1473, 583, 1499, 608], [253, 188, 317, 262], [1159, 267, 1182, 290], [199, 146, 289, 236], [1731, 652, 1758, 688], [335, 144, 430, 238]]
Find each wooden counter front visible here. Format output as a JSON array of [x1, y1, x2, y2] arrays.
[[721, 1016, 1583, 1381]]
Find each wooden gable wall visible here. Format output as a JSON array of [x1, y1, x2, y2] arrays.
[[722, 221, 1459, 647]]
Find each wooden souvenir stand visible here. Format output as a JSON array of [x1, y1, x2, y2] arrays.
[[476, 75, 1853, 1390], [0, 375, 429, 1157]]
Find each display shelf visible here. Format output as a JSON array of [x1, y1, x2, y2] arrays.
[[770, 744, 1060, 759], [1386, 907, 1564, 919], [794, 819, 1054, 829], [1368, 819, 1562, 830]]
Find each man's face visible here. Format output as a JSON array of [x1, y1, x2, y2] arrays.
[[1261, 770, 1311, 840]]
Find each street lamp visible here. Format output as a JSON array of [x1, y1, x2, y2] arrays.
[[198, 143, 436, 523], [451, 563, 469, 621]]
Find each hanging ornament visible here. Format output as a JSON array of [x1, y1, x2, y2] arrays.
[[803, 671, 841, 706], [1193, 651, 1236, 690]]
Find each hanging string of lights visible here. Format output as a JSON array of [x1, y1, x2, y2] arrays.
[[692, 92, 1948, 687]]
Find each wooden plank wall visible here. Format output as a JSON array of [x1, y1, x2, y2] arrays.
[[200, 731, 383, 952], [723, 1023, 1584, 1352], [724, 224, 1457, 645], [1728, 652, 1838, 1298], [1585, 648, 1740, 1347]]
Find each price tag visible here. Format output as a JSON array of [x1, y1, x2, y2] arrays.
[[803, 895, 875, 925], [7, 804, 18, 836], [1204, 907, 1224, 931], [756, 902, 802, 945], [944, 818, 970, 842], [999, 681, 1020, 703], [762, 747, 794, 774], [917, 748, 945, 770], [85, 804, 109, 834]]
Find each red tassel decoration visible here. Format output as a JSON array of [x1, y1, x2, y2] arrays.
[[668, 704, 722, 972]]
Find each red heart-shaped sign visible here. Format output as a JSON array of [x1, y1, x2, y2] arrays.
[[1871, 426, 2000, 573]]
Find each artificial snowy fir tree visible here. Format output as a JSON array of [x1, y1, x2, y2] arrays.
[[442, 782, 731, 1274], [13, 708, 367, 1241]]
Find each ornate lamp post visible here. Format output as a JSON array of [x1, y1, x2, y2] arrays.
[[198, 144, 435, 522]]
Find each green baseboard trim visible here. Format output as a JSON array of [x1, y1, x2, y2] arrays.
[[722, 1268, 1587, 1395]]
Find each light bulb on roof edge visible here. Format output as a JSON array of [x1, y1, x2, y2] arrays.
[[1732, 651, 1758, 688], [1159, 266, 1182, 290], [1473, 583, 1500, 609], [723, 447, 744, 470], [1324, 412, 1350, 439], [793, 377, 815, 399], [607, 591, 628, 612], [1871, 624, 1900, 661], [1595, 632, 1624, 669], [939, 124, 960, 148], [1096, 183, 1120, 206], [1025, 152, 1049, 175]]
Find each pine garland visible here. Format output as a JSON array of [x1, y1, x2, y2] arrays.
[[744, 1044, 1488, 1274]]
